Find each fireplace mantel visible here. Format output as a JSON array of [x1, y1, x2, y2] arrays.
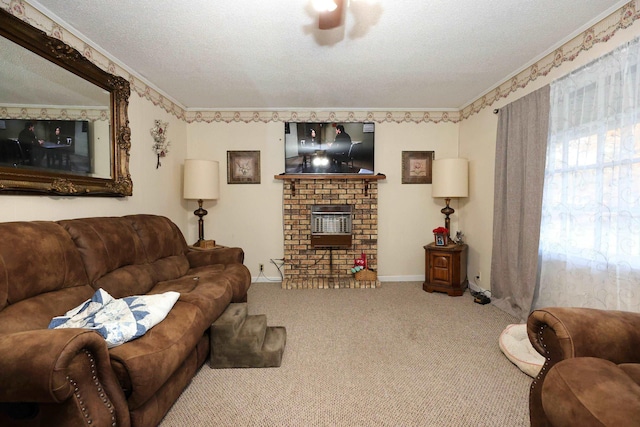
[[275, 173, 385, 196], [274, 173, 386, 180]]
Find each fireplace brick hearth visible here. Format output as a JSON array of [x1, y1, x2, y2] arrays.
[[278, 176, 382, 289]]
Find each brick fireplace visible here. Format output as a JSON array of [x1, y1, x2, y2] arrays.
[[277, 175, 384, 289]]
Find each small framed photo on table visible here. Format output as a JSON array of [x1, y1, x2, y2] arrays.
[[434, 234, 447, 246], [227, 150, 260, 184]]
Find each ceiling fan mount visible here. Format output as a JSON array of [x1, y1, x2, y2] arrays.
[[315, 0, 346, 30]]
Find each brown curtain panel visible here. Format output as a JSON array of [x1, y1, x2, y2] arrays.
[[490, 85, 550, 321]]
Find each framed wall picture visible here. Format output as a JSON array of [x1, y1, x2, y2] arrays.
[[227, 150, 261, 184], [402, 151, 434, 184]]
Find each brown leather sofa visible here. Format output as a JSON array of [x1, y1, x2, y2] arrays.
[[527, 307, 640, 426], [0, 214, 251, 427]]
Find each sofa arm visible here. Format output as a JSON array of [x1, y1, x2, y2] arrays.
[[527, 307, 640, 364], [542, 357, 640, 427], [187, 246, 245, 268], [0, 329, 130, 427], [527, 307, 640, 427]]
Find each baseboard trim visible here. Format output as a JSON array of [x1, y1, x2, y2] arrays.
[[378, 275, 424, 282], [252, 276, 282, 283], [253, 275, 425, 283], [253, 276, 494, 293]]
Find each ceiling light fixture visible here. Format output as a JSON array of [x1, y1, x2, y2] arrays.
[[315, 0, 345, 30], [312, 0, 338, 12]]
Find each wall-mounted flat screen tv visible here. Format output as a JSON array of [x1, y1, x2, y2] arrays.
[[284, 122, 374, 175]]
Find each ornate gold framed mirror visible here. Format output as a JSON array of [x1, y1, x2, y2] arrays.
[[0, 8, 132, 196]]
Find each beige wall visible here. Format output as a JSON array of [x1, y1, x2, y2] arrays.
[[186, 16, 640, 283], [0, 95, 189, 232], [3, 6, 639, 286], [186, 120, 459, 279], [376, 122, 459, 280], [187, 122, 284, 278], [459, 20, 640, 293]]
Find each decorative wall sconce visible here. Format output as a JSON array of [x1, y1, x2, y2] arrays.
[[150, 120, 170, 168]]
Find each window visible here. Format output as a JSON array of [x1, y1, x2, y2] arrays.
[[536, 38, 640, 311]]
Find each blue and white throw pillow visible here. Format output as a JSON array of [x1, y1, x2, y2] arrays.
[[49, 288, 180, 348]]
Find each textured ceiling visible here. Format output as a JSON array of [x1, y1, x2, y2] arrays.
[[0, 36, 109, 107], [30, 0, 629, 110]]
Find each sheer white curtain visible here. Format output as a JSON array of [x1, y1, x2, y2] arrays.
[[536, 37, 640, 312]]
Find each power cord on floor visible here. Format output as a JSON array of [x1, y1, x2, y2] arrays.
[[470, 289, 491, 305]]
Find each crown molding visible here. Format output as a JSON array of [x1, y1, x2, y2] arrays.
[[0, 105, 109, 121], [4, 0, 640, 124], [460, 1, 640, 119], [182, 109, 461, 124]]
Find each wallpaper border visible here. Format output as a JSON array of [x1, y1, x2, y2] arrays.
[[0, 106, 109, 122], [2, 0, 639, 124]]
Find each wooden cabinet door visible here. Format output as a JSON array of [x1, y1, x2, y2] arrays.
[[430, 252, 453, 285]]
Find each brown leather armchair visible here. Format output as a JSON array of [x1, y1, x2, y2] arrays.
[[527, 307, 640, 426]]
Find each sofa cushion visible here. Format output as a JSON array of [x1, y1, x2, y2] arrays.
[[107, 300, 210, 410], [186, 246, 245, 267], [93, 263, 157, 299], [542, 357, 640, 426], [188, 263, 251, 303], [125, 215, 189, 263], [0, 221, 89, 310], [0, 286, 95, 335], [126, 215, 192, 284], [59, 217, 148, 290], [148, 255, 191, 283], [620, 363, 640, 386], [151, 273, 234, 326]]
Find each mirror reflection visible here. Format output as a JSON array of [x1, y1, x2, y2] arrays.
[[0, 35, 112, 179], [0, 118, 111, 178], [0, 7, 131, 196]]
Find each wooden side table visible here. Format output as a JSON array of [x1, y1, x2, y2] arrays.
[[423, 243, 468, 296], [192, 239, 213, 249], [191, 240, 226, 250]]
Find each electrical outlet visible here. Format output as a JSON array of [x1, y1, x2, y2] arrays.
[[259, 263, 264, 272]]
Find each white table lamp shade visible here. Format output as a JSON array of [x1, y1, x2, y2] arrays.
[[432, 158, 469, 198], [183, 159, 219, 200]]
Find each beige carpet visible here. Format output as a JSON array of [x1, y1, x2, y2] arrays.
[[160, 282, 530, 426]]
